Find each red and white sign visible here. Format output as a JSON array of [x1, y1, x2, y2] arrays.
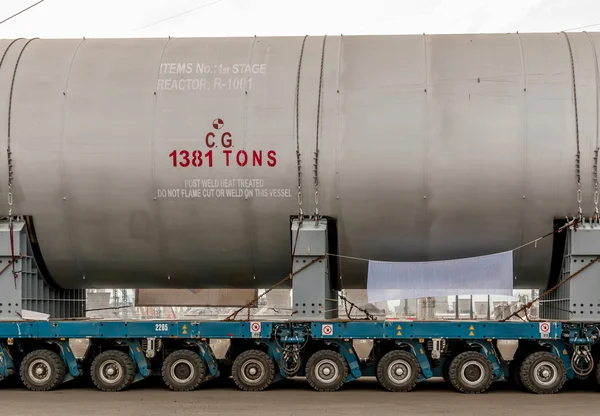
[[212, 118, 224, 129], [250, 322, 261, 333], [539, 322, 551, 334], [322, 324, 333, 336], [168, 119, 277, 168]]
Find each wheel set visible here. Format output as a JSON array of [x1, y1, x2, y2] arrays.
[[19, 349, 67, 391], [376, 350, 420, 392], [162, 349, 207, 391], [12, 346, 575, 394], [515, 351, 566, 394], [447, 351, 494, 394], [231, 349, 275, 391], [90, 350, 136, 392]]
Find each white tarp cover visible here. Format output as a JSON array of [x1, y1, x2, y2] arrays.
[[367, 251, 514, 302]]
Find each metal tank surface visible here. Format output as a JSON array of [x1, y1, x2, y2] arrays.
[[0, 32, 598, 291]]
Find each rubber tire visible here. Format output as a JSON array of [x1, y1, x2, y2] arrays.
[[19, 349, 66, 391], [90, 350, 136, 392], [519, 351, 566, 394], [231, 350, 275, 391], [448, 351, 494, 394], [305, 350, 348, 392], [508, 355, 526, 391], [596, 359, 600, 389], [442, 358, 452, 384], [376, 350, 420, 392], [162, 349, 207, 391]]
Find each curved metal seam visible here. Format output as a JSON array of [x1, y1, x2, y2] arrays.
[[0, 38, 23, 70], [148, 37, 172, 278], [151, 37, 172, 183], [422, 33, 429, 257], [58, 38, 86, 280], [584, 31, 600, 220], [244, 35, 258, 281], [244, 36, 257, 151], [8, 38, 38, 139], [515, 32, 528, 269], [335, 34, 343, 200]]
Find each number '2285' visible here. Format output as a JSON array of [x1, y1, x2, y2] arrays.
[[155, 324, 169, 332]]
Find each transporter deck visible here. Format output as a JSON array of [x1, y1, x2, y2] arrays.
[[1, 318, 599, 395]]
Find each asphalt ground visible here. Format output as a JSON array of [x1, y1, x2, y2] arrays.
[[1, 376, 598, 416]]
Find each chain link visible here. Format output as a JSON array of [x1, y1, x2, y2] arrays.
[[595, 148, 599, 222], [313, 35, 327, 220], [295, 35, 308, 218], [1, 39, 22, 262], [6, 38, 37, 289], [563, 32, 583, 220]]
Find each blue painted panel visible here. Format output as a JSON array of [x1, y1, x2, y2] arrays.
[[0, 319, 565, 341], [311, 321, 562, 340], [0, 322, 36, 338]]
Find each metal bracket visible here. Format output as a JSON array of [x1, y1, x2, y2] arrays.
[[330, 340, 362, 382], [396, 340, 433, 380], [290, 218, 337, 320], [539, 340, 575, 380], [466, 340, 503, 379], [50, 339, 81, 381], [122, 339, 151, 382], [186, 340, 220, 380], [262, 340, 285, 382]]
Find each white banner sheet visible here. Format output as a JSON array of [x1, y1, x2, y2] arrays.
[[367, 251, 514, 302]]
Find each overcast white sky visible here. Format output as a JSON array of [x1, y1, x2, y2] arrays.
[[0, 0, 599, 39]]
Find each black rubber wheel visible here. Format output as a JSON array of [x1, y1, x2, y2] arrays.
[[596, 359, 600, 389], [19, 349, 66, 391], [508, 355, 526, 391], [519, 351, 566, 394], [305, 350, 348, 392], [448, 351, 494, 394], [376, 350, 420, 392], [90, 350, 136, 392], [442, 358, 452, 384], [162, 349, 207, 391], [231, 350, 275, 391]]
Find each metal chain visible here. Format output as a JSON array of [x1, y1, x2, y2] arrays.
[[587, 32, 600, 223], [295, 35, 308, 218], [563, 32, 583, 220], [595, 148, 599, 222], [0, 39, 22, 279], [6, 38, 37, 288], [313, 35, 327, 220]]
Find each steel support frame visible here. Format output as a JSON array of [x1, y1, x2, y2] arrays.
[[328, 340, 362, 382], [396, 339, 434, 381], [465, 339, 503, 380], [121, 339, 151, 383], [187, 340, 220, 380], [0, 341, 14, 380]]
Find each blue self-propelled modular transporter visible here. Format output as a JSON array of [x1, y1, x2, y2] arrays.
[[1, 217, 599, 394]]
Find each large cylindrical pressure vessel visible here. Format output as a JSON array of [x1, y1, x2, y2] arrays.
[[0, 33, 597, 290]]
